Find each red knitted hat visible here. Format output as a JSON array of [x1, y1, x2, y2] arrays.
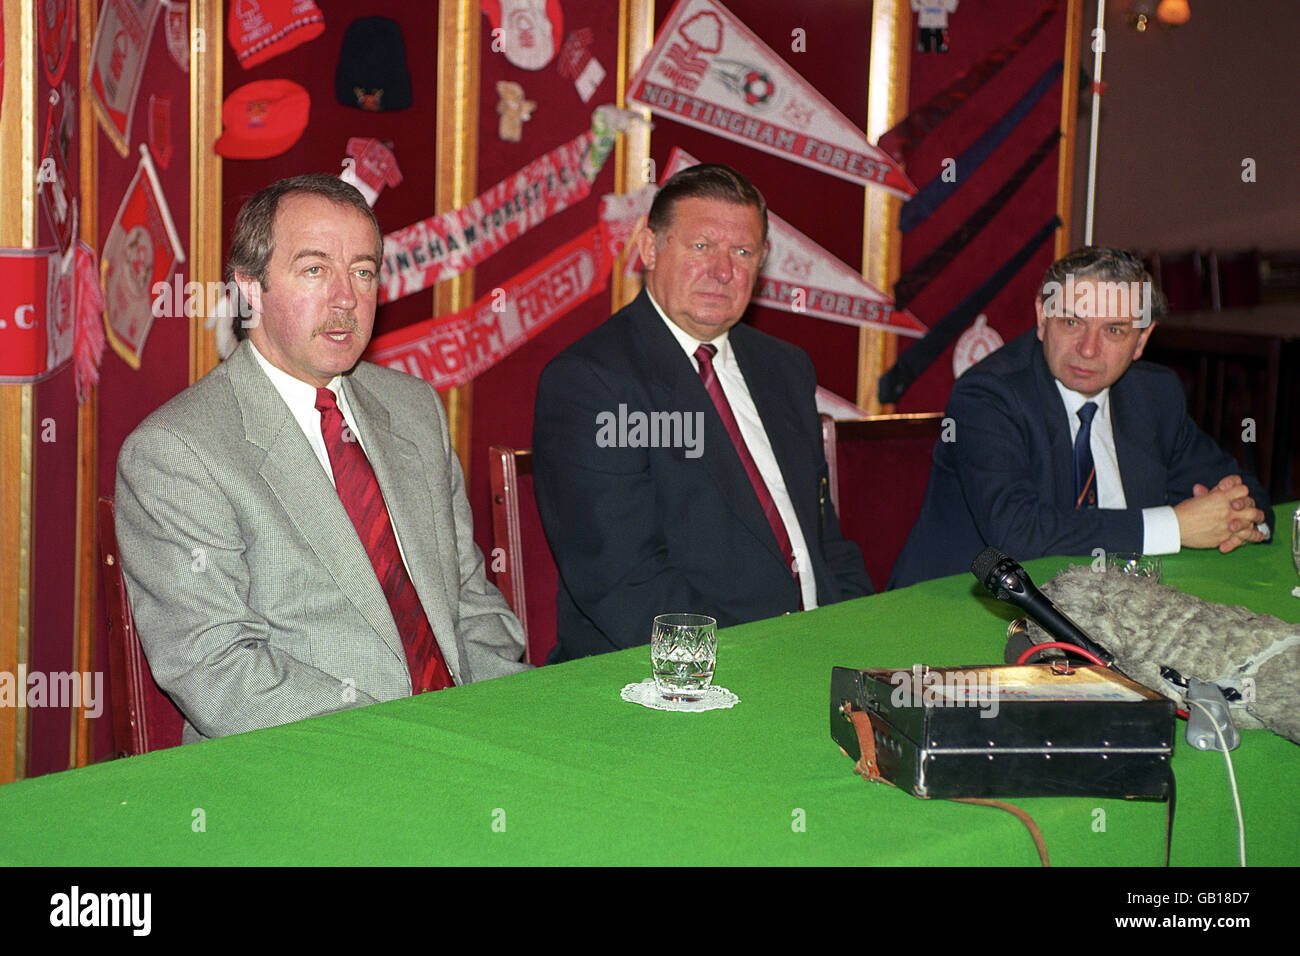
[[214, 80, 310, 159], [228, 0, 325, 70]]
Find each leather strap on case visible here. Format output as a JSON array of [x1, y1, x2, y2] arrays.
[[848, 708, 884, 783]]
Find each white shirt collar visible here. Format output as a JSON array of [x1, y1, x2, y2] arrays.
[[1053, 379, 1112, 437], [248, 339, 345, 409], [1053, 379, 1110, 419], [646, 290, 734, 369]]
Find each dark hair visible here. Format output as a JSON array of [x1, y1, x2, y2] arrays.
[[646, 163, 768, 244], [226, 174, 382, 290], [1039, 246, 1168, 320]]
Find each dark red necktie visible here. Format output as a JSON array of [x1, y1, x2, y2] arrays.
[[695, 344, 803, 605], [316, 387, 454, 693]]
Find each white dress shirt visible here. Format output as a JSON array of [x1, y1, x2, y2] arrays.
[[648, 293, 819, 609], [1054, 380, 1180, 555], [249, 341, 417, 564]]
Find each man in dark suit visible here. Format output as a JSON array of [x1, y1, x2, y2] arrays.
[[116, 175, 526, 740], [533, 164, 871, 661], [890, 246, 1271, 588]]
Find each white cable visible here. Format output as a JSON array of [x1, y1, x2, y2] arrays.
[[1187, 697, 1246, 867]]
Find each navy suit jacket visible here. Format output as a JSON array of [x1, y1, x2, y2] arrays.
[[889, 329, 1272, 588], [533, 290, 872, 661]]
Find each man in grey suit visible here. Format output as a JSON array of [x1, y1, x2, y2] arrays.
[[116, 175, 527, 742]]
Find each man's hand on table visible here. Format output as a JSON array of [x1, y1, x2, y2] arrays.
[[1175, 474, 1268, 553]]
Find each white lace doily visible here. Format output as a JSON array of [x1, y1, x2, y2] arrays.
[[620, 679, 739, 712]]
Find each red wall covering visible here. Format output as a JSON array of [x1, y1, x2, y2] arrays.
[[893, 0, 1066, 414]]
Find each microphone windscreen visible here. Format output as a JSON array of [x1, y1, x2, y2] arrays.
[[971, 546, 1009, 585], [1023, 564, 1300, 744]]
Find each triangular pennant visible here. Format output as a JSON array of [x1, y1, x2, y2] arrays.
[[627, 0, 915, 198], [653, 149, 926, 337]]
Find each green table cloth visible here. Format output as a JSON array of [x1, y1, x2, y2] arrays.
[[1, 506, 1296, 866]]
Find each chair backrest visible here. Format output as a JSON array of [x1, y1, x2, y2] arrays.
[[487, 447, 558, 665], [1148, 250, 1205, 313], [96, 496, 186, 755], [820, 413, 945, 591]]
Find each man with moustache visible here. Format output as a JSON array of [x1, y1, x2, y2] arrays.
[[115, 175, 526, 741], [533, 164, 871, 661], [890, 246, 1271, 588]]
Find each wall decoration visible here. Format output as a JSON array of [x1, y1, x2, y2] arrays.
[[228, 0, 324, 70], [482, 0, 563, 71], [368, 188, 644, 391], [879, 216, 1060, 404], [335, 16, 412, 112], [38, 92, 78, 263], [881, 1, 1061, 162], [74, 243, 107, 402], [38, 0, 76, 87], [101, 147, 186, 369], [912, 1, 958, 54], [557, 28, 605, 102], [0, 248, 70, 383], [815, 386, 870, 421], [148, 94, 173, 170], [162, 0, 189, 73], [379, 106, 631, 304], [496, 81, 537, 141], [214, 79, 310, 160], [368, 226, 607, 391], [898, 59, 1062, 233], [893, 129, 1059, 309], [631, 150, 926, 337], [951, 314, 1003, 379], [340, 138, 402, 207], [627, 0, 915, 197], [89, 0, 163, 156]]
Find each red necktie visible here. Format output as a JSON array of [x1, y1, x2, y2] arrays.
[[315, 387, 454, 693], [695, 344, 803, 606]]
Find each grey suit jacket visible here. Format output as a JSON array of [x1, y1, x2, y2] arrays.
[[115, 341, 527, 741]]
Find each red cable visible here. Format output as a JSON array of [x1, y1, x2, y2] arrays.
[[1015, 641, 1108, 667]]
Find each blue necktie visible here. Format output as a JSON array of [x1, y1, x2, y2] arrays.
[[1074, 401, 1098, 510]]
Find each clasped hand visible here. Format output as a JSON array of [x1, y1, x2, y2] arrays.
[[1174, 475, 1267, 552]]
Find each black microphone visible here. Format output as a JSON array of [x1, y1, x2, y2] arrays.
[[971, 547, 1115, 665]]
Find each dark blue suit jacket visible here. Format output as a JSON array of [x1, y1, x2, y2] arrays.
[[533, 290, 872, 661], [889, 329, 1272, 588]]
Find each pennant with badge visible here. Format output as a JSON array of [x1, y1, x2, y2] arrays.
[[101, 147, 186, 369], [38, 91, 78, 264], [627, 0, 915, 198], [629, 150, 926, 337], [89, 0, 163, 155], [38, 0, 76, 86], [162, 0, 189, 73]]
